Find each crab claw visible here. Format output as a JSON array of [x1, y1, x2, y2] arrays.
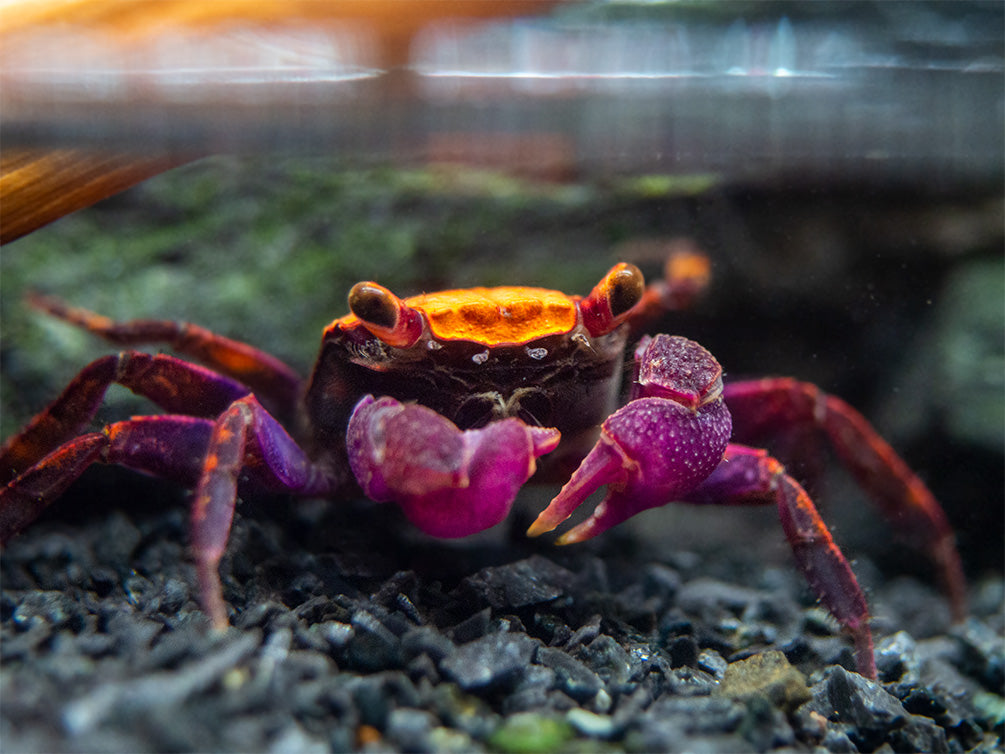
[[528, 335, 732, 543], [347, 395, 560, 537]]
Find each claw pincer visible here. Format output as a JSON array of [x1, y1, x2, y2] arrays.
[[348, 395, 560, 538], [531, 334, 880, 678], [530, 335, 731, 543]]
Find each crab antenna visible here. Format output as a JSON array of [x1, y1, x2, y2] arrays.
[[348, 282, 424, 348], [580, 263, 645, 337]]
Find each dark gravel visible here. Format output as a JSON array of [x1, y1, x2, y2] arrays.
[[1, 481, 1002, 753]]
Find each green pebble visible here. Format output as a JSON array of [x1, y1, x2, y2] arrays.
[[489, 713, 574, 754]]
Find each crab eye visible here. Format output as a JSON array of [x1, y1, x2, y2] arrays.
[[580, 263, 645, 336], [348, 282, 423, 348], [606, 264, 645, 318]]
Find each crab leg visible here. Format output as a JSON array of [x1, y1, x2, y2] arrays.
[[0, 352, 252, 481], [681, 444, 876, 679], [0, 415, 214, 541], [1, 395, 339, 629], [724, 378, 966, 620], [624, 241, 712, 333], [26, 293, 303, 415], [529, 436, 877, 677], [190, 394, 338, 629]]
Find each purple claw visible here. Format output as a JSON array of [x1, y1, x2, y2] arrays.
[[347, 395, 560, 538], [529, 335, 731, 543]]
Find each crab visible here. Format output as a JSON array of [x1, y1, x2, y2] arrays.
[[0, 252, 966, 680]]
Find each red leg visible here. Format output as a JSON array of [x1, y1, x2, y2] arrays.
[[527, 336, 878, 676], [2, 394, 339, 629], [189, 394, 338, 629], [0, 352, 252, 481], [26, 293, 303, 415], [725, 378, 966, 620], [0, 416, 214, 542], [625, 241, 712, 333], [682, 444, 876, 678]]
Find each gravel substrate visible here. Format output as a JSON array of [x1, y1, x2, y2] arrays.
[[1, 477, 1002, 753]]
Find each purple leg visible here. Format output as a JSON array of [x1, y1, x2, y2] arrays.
[[189, 394, 338, 629], [2, 353, 338, 628], [0, 415, 215, 541], [1, 352, 252, 482], [683, 444, 876, 679], [346, 395, 561, 538]]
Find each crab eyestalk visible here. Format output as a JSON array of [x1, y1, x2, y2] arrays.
[[348, 281, 424, 348], [580, 263, 646, 336]]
